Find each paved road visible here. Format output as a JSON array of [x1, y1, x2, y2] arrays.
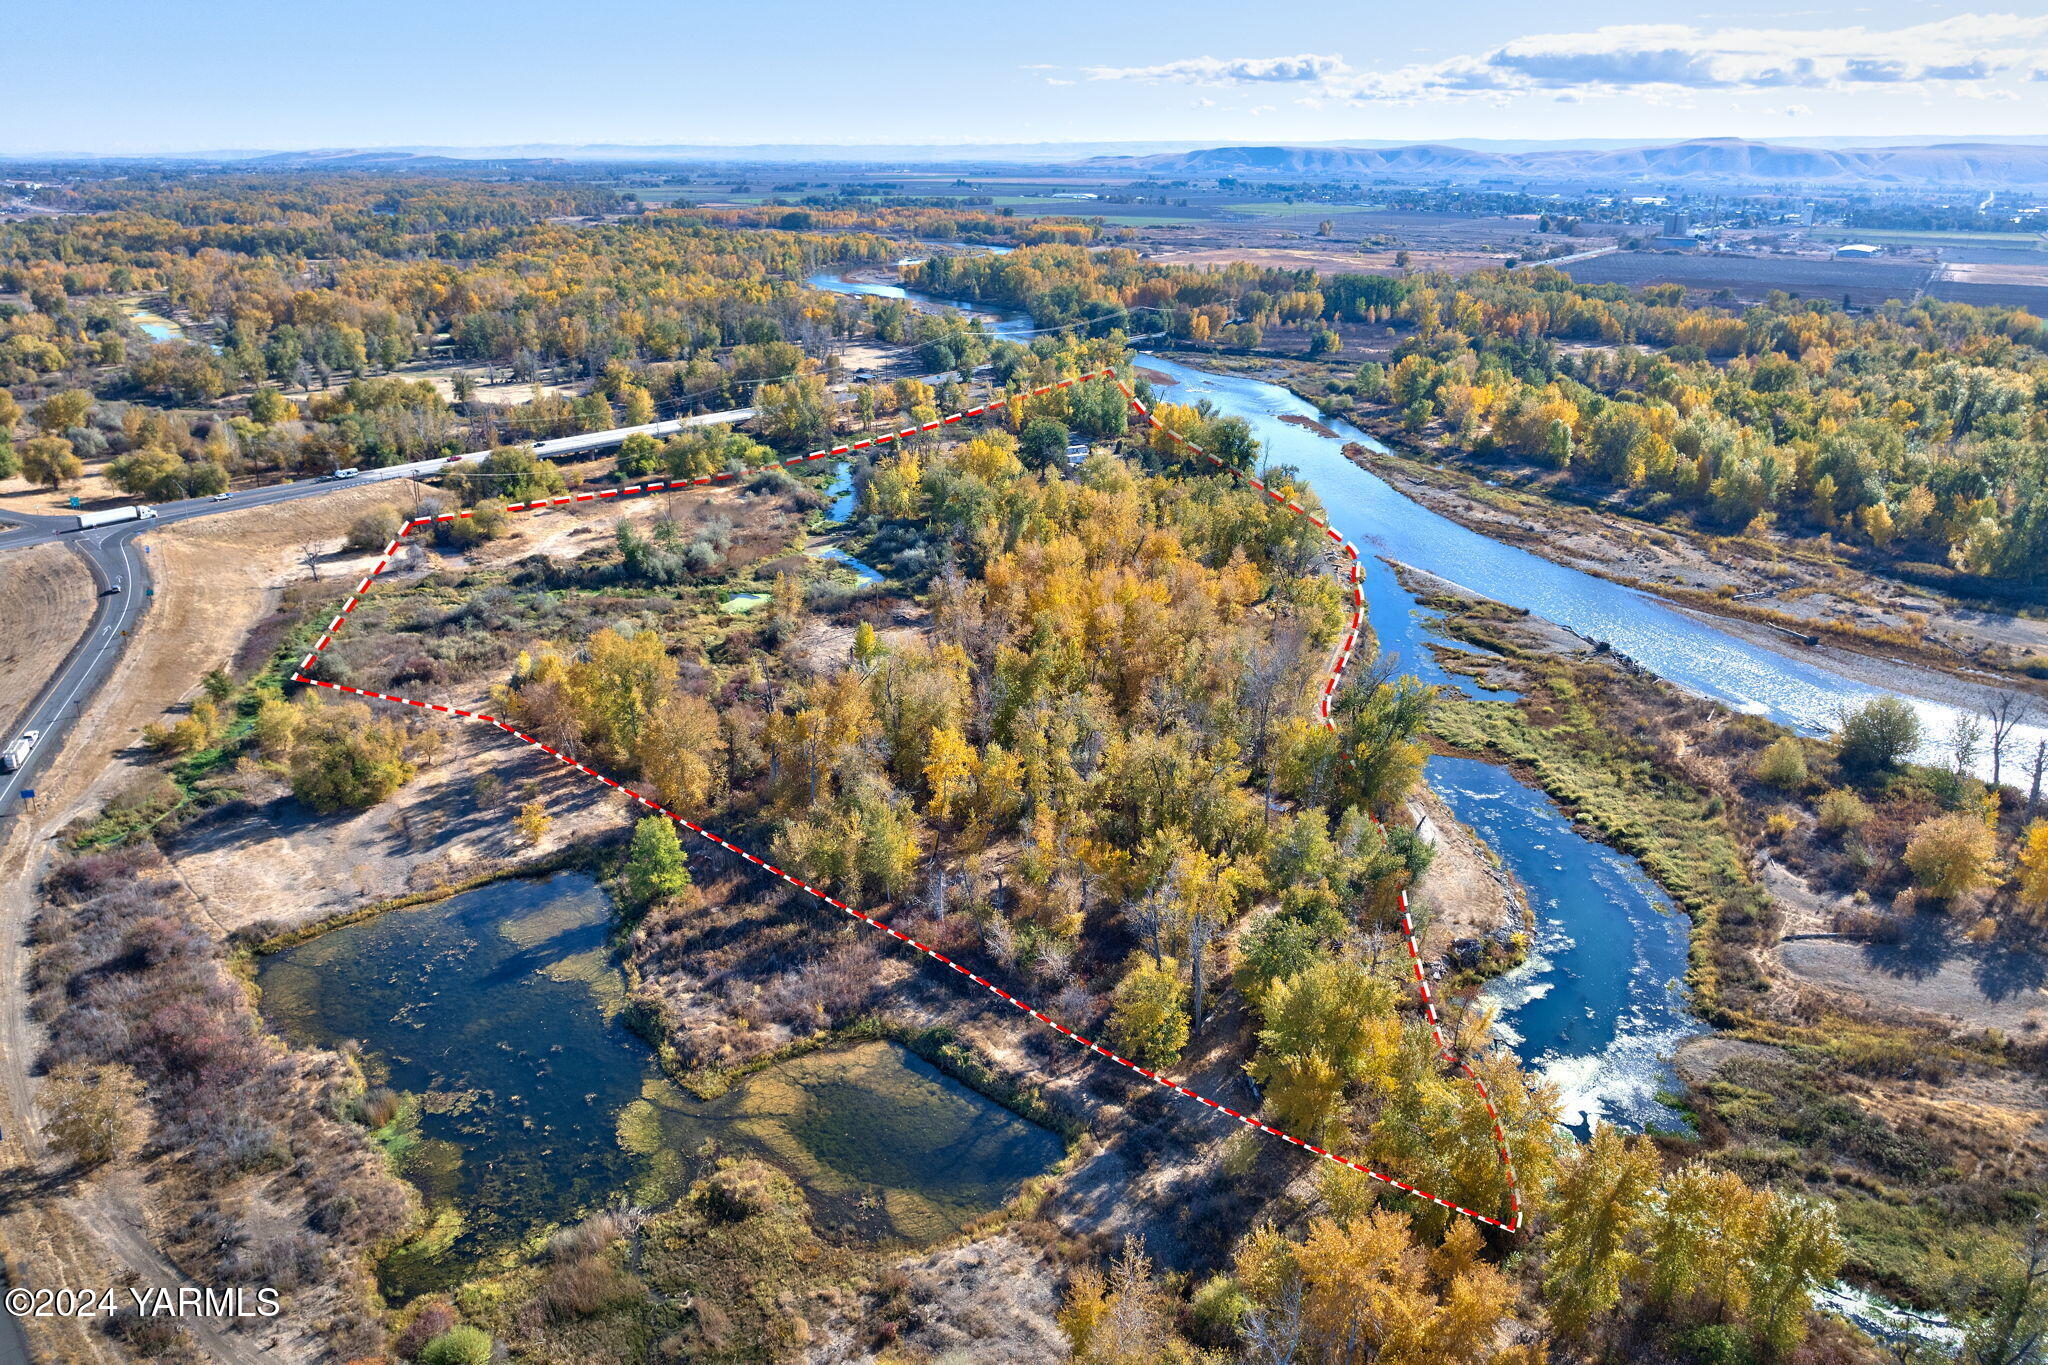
[[0, 406, 752, 815]]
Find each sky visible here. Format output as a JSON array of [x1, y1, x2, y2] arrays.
[[8, 0, 2048, 154]]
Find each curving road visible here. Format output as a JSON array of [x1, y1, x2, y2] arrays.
[[0, 407, 753, 818]]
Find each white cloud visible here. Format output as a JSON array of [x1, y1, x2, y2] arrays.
[[1085, 53, 1348, 85], [1249, 105, 1276, 116], [1045, 77, 1075, 86], [1190, 97, 1217, 108], [1337, 13, 2048, 103], [1781, 103, 1813, 116]]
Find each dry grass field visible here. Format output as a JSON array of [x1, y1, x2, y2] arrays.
[[0, 542, 95, 736]]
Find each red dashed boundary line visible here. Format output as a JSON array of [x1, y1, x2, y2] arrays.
[[288, 368, 1524, 1234]]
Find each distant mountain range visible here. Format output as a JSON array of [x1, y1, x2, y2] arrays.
[[1089, 139, 2048, 187], [9, 136, 2048, 186]]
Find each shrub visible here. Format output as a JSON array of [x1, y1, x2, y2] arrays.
[[1187, 1274, 1252, 1348], [1815, 787, 1872, 835], [356, 1086, 402, 1129], [419, 1325, 494, 1365], [394, 1303, 457, 1360], [344, 505, 403, 553], [535, 1255, 643, 1321], [288, 697, 416, 813], [1835, 696, 1921, 776], [1754, 737, 1808, 790], [695, 1158, 800, 1223], [42, 1062, 147, 1168]]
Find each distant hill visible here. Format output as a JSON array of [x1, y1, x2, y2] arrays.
[[1089, 139, 2048, 187]]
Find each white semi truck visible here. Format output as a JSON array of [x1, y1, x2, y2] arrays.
[[1, 729, 39, 773], [73, 505, 158, 530]]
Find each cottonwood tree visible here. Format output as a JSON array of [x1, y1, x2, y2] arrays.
[[1542, 1125, 1661, 1338]]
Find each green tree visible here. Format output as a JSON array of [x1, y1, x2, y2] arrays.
[[1959, 1213, 2047, 1365], [248, 386, 295, 425], [0, 440, 18, 480], [1836, 696, 1921, 776], [446, 444, 564, 505], [623, 815, 692, 907], [1107, 954, 1188, 1068], [1018, 417, 1070, 472], [616, 431, 662, 478]]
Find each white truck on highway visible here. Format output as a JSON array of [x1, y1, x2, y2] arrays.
[[1, 730, 39, 773], [73, 505, 159, 530]]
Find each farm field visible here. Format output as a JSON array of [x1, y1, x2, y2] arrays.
[[1812, 225, 2046, 249], [1563, 249, 1934, 304]]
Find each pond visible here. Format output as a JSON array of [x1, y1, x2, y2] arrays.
[[258, 873, 1061, 1298]]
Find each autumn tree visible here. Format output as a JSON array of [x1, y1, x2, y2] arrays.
[[1745, 1191, 1844, 1357], [516, 800, 552, 847], [1248, 959, 1399, 1140], [20, 435, 83, 488], [288, 698, 417, 813], [2018, 822, 2048, 921], [1542, 1124, 1661, 1338], [1107, 954, 1188, 1068], [31, 388, 92, 434], [1904, 812, 1997, 903]]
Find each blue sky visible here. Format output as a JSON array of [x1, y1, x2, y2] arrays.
[[10, 0, 2048, 153]]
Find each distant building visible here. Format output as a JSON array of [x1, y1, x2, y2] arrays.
[[1834, 243, 1883, 259], [1051, 192, 1098, 201]]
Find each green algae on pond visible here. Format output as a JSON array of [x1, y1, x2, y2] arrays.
[[256, 872, 1061, 1298]]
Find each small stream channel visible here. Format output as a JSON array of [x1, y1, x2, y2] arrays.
[[257, 873, 1061, 1298]]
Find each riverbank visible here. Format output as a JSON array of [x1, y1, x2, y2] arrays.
[[1407, 568, 2048, 1307], [1164, 348, 2048, 695]]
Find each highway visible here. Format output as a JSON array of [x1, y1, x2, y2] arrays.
[[0, 405, 752, 815]]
